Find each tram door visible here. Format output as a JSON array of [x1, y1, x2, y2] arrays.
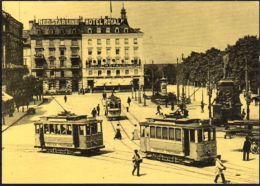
[[140, 126, 149, 152], [73, 125, 79, 148], [183, 129, 190, 156]]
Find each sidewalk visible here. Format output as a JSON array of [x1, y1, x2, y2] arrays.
[[2, 99, 44, 131]]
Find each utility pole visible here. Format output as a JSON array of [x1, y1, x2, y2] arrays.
[[176, 58, 180, 102], [207, 60, 212, 119], [152, 60, 155, 96], [244, 57, 251, 120]]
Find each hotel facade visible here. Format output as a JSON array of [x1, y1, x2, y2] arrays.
[[29, 7, 144, 93]]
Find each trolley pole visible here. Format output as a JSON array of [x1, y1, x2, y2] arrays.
[[176, 58, 180, 103]]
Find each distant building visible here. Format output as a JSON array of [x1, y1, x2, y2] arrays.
[[22, 30, 32, 72], [28, 6, 144, 93], [2, 10, 28, 92], [82, 6, 144, 91]]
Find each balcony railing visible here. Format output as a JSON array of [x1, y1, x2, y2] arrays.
[[86, 63, 141, 68], [34, 53, 44, 59], [48, 56, 56, 60], [70, 54, 80, 58], [35, 44, 44, 49], [59, 56, 67, 60], [71, 42, 79, 48]]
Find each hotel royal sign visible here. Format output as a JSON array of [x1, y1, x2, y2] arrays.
[[38, 18, 122, 26]]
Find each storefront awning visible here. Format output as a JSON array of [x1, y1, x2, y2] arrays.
[[94, 78, 132, 87], [2, 92, 13, 102]]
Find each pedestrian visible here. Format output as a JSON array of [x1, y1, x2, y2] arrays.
[[97, 104, 100, 116], [171, 102, 175, 111], [91, 108, 97, 118], [241, 109, 246, 120], [243, 136, 251, 161], [114, 123, 122, 140], [214, 155, 227, 183], [201, 101, 204, 113], [126, 105, 129, 112], [64, 95, 67, 103], [127, 97, 131, 106], [132, 149, 142, 176], [156, 105, 162, 115], [132, 124, 140, 140]]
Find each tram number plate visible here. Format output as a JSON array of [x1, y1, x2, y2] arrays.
[[45, 143, 73, 147]]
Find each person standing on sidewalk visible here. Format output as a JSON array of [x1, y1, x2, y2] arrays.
[[132, 149, 142, 176], [214, 155, 227, 183], [127, 97, 131, 106], [243, 136, 251, 161]]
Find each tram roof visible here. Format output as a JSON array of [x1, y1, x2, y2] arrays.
[[140, 118, 213, 128]]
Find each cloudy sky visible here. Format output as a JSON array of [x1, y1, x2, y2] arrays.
[[3, 1, 259, 64]]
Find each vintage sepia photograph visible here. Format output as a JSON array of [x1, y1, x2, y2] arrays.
[[1, 0, 259, 184]]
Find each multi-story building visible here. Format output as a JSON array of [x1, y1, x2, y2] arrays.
[[82, 7, 144, 91], [2, 10, 27, 92], [29, 6, 144, 93], [22, 30, 31, 72], [29, 18, 82, 93]]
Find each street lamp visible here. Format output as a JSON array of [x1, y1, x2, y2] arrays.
[[243, 88, 252, 120]]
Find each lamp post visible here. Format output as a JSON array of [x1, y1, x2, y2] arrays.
[[243, 57, 251, 120], [131, 81, 134, 99]]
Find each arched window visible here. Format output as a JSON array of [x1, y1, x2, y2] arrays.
[[115, 27, 119, 33], [88, 28, 92, 34], [72, 29, 77, 34], [124, 28, 128, 33]]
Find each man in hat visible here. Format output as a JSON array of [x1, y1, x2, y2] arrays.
[[214, 155, 227, 183], [132, 149, 142, 176], [243, 136, 251, 161]]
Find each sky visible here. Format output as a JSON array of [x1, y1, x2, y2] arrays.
[[2, 1, 259, 64]]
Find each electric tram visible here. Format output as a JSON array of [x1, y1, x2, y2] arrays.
[[105, 93, 121, 120]]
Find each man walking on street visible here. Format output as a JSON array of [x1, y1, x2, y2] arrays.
[[156, 105, 162, 115], [243, 136, 251, 161], [64, 95, 67, 103], [214, 155, 227, 183], [91, 108, 97, 118], [201, 101, 204, 113], [127, 97, 131, 106], [97, 104, 100, 116], [132, 149, 142, 176]]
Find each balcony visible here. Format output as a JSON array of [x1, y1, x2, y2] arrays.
[[70, 54, 80, 59], [49, 65, 56, 69], [59, 55, 67, 60], [48, 56, 56, 61], [71, 42, 79, 48], [35, 44, 44, 49], [71, 64, 81, 69], [34, 53, 44, 59], [59, 44, 66, 49]]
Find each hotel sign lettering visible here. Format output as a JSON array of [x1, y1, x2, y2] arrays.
[[39, 19, 80, 25], [84, 18, 121, 26]]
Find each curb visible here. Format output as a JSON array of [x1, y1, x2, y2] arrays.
[[2, 100, 44, 133]]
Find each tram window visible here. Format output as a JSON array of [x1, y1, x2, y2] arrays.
[[140, 126, 145, 137], [150, 126, 155, 138], [35, 125, 40, 134], [79, 125, 85, 135], [156, 127, 162, 139], [175, 128, 181, 141], [44, 125, 50, 134], [203, 129, 210, 141], [91, 123, 97, 134], [86, 125, 91, 135], [162, 127, 168, 140], [55, 125, 61, 134], [67, 125, 72, 135], [61, 124, 67, 135], [198, 129, 203, 142], [190, 129, 195, 142], [169, 128, 175, 140], [97, 122, 102, 133], [50, 124, 55, 134], [212, 128, 216, 140]]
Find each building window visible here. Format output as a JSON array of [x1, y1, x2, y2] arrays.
[[97, 48, 102, 55], [124, 28, 128, 33], [60, 60, 65, 67], [115, 27, 119, 33], [134, 47, 138, 54], [134, 38, 138, 44], [125, 69, 129, 75], [115, 48, 120, 55], [36, 40, 42, 46], [106, 48, 111, 55], [88, 39, 92, 45], [124, 38, 129, 45], [60, 49, 65, 56], [107, 70, 111, 76], [97, 27, 101, 34], [106, 27, 110, 33], [97, 39, 101, 45], [98, 70, 102, 76], [50, 60, 55, 66], [88, 70, 92, 75], [49, 49, 55, 56], [88, 48, 92, 55], [50, 71, 54, 76], [116, 70, 120, 76], [61, 71, 64, 77], [88, 28, 92, 34], [106, 39, 110, 45], [115, 38, 120, 45], [134, 69, 138, 75], [72, 29, 77, 34], [71, 39, 78, 46], [125, 48, 129, 56]]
